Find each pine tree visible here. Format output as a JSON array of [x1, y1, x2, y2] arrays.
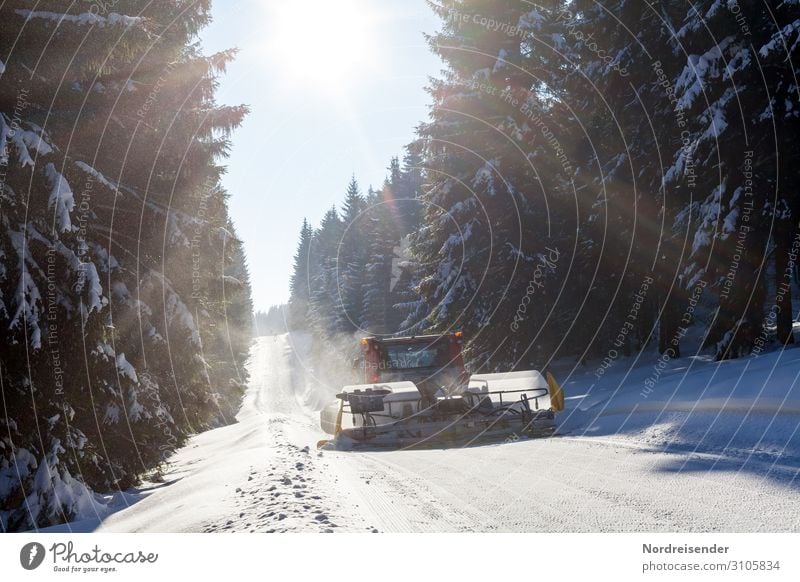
[[0, 1, 251, 531], [653, 2, 800, 358], [254, 305, 288, 335], [308, 206, 344, 336], [337, 177, 367, 332], [288, 219, 313, 330]]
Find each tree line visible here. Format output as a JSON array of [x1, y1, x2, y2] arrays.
[[0, 1, 252, 530], [289, 147, 426, 340], [289, 0, 799, 373]]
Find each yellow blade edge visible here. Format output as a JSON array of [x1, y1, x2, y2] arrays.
[[546, 371, 565, 412], [334, 399, 344, 434]]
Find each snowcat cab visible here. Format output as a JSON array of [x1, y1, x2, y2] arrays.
[[358, 333, 469, 402], [317, 332, 565, 450]]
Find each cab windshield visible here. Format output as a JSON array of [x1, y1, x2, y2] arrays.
[[382, 343, 449, 370]]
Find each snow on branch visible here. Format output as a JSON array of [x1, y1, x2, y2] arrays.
[[1, 114, 54, 168], [15, 10, 144, 28], [44, 163, 75, 233], [8, 231, 44, 349]]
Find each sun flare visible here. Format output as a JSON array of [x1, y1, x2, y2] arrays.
[[267, 0, 376, 89]]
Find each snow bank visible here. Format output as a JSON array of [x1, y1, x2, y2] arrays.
[[557, 347, 800, 466]]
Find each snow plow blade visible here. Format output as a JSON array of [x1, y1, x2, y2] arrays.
[[318, 371, 562, 450], [547, 371, 565, 412]]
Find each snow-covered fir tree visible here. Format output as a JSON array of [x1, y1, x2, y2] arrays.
[[289, 0, 799, 375], [0, 1, 252, 531]]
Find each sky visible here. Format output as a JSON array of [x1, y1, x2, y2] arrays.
[[200, 0, 443, 312]]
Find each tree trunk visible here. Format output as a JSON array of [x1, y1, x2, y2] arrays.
[[774, 218, 796, 345]]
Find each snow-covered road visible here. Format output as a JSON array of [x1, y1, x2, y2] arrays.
[[94, 335, 800, 532]]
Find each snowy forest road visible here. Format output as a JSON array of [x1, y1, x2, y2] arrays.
[[97, 335, 800, 532]]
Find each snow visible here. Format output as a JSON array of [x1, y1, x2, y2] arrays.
[[0, 115, 54, 168], [721, 206, 738, 237], [675, 37, 734, 110], [492, 49, 509, 73], [24, 439, 109, 528], [36, 334, 800, 533], [116, 353, 139, 383], [760, 19, 800, 58], [164, 290, 200, 345], [725, 45, 752, 81], [8, 230, 44, 349], [103, 403, 120, 425], [45, 163, 75, 232], [15, 10, 144, 28], [78, 260, 104, 314], [75, 160, 119, 192], [9, 125, 53, 166], [691, 181, 726, 255], [0, 116, 11, 165], [699, 88, 734, 142], [1, 448, 37, 503], [518, 9, 545, 31]]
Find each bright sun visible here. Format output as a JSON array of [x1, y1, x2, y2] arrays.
[[267, 0, 376, 89]]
